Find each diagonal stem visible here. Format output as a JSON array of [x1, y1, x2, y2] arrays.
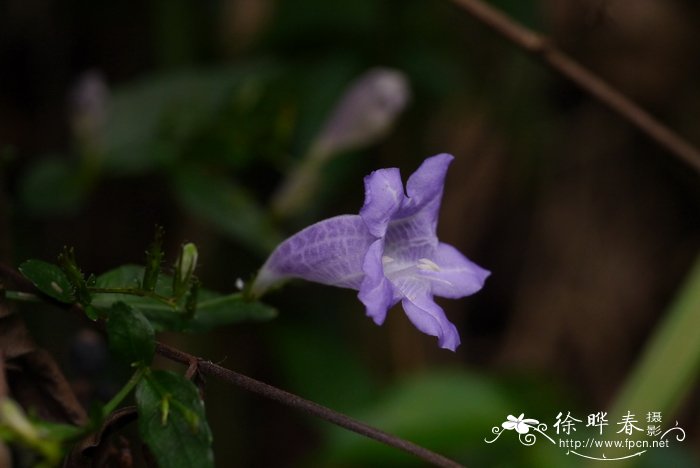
[[449, 0, 700, 175], [155, 342, 465, 468]]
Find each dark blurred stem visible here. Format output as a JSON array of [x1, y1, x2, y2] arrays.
[[155, 342, 465, 468], [450, 0, 700, 175]]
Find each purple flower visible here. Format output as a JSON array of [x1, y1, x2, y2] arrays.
[[252, 154, 489, 350]]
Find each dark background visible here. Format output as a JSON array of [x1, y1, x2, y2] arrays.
[[1, 0, 699, 466]]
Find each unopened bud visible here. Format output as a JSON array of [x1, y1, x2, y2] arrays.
[[272, 68, 410, 216], [173, 243, 198, 297], [311, 67, 410, 159]]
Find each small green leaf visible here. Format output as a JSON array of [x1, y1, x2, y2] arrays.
[[18, 260, 75, 303], [84, 305, 101, 321], [93, 265, 276, 331], [136, 371, 213, 468], [106, 302, 155, 365]]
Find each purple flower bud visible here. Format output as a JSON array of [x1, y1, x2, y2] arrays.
[[310, 67, 410, 158], [271, 68, 410, 216], [70, 70, 109, 146]]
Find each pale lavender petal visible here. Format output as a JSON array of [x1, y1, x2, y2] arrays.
[[383, 213, 438, 262], [252, 215, 374, 296], [359, 168, 404, 237], [358, 239, 395, 325], [398, 153, 453, 220], [401, 296, 460, 351], [420, 243, 490, 299], [393, 278, 460, 351]]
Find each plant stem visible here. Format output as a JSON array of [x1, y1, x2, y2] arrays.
[[155, 343, 465, 468], [88, 287, 177, 307], [449, 0, 700, 175], [102, 366, 147, 417]]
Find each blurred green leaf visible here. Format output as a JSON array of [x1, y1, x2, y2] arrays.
[[102, 66, 272, 175], [93, 265, 276, 331], [19, 158, 88, 215], [271, 324, 377, 412], [136, 370, 213, 468], [106, 302, 155, 365], [320, 369, 576, 468], [171, 167, 282, 255], [18, 259, 75, 303], [186, 291, 276, 331], [609, 255, 700, 442]]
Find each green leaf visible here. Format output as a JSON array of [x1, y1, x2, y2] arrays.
[[186, 290, 277, 332], [106, 302, 155, 365], [171, 166, 282, 255], [136, 370, 213, 468], [18, 259, 75, 303], [18, 157, 88, 215], [92, 265, 276, 331], [321, 370, 573, 468], [102, 66, 271, 175]]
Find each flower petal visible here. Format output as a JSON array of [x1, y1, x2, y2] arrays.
[[383, 213, 438, 263], [502, 421, 517, 430], [359, 167, 404, 237], [252, 215, 374, 296], [397, 279, 460, 351], [358, 239, 396, 325], [420, 243, 490, 299], [399, 153, 453, 220]]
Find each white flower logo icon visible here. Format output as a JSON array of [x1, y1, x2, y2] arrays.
[[502, 414, 539, 434]]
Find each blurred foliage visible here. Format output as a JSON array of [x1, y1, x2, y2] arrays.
[[1, 0, 699, 466]]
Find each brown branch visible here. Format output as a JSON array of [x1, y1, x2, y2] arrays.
[[450, 0, 700, 175], [0, 265, 464, 467], [155, 342, 464, 468]]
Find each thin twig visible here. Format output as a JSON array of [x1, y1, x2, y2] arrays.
[[0, 264, 464, 467], [156, 342, 465, 468], [450, 0, 700, 175]]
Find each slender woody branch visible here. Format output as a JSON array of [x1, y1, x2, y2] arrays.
[[155, 342, 464, 468], [450, 0, 700, 175], [0, 264, 464, 468]]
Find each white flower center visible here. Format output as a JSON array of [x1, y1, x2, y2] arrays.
[[417, 258, 440, 272]]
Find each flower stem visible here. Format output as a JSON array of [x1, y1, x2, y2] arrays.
[[88, 287, 177, 307], [102, 366, 147, 417]]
